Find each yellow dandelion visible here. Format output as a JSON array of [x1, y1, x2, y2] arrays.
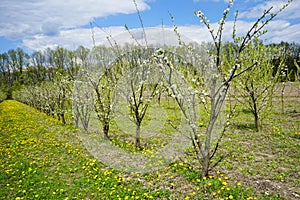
[[184, 196, 190, 200]]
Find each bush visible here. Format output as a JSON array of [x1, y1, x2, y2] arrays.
[[0, 89, 7, 102]]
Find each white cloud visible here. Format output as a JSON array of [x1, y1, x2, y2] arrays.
[[1, 0, 298, 52], [23, 26, 127, 51], [178, 21, 254, 44], [260, 20, 300, 43], [179, 19, 300, 44], [21, 17, 300, 52], [22, 26, 194, 51], [111, 27, 195, 46], [0, 0, 150, 40], [239, 0, 300, 20]]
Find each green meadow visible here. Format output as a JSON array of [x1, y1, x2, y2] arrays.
[[1, 94, 299, 199]]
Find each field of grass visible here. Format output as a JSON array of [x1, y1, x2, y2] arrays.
[[0, 84, 299, 200]]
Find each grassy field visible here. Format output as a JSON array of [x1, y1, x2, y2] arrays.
[[0, 84, 299, 199]]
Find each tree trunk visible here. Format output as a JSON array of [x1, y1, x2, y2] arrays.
[[281, 83, 285, 114], [201, 154, 210, 178], [254, 110, 259, 132], [135, 124, 141, 150], [252, 98, 259, 131], [201, 83, 229, 178], [250, 92, 259, 131], [74, 116, 79, 128], [82, 120, 88, 132], [61, 112, 66, 124], [51, 109, 55, 118], [158, 90, 162, 105], [103, 122, 109, 140]]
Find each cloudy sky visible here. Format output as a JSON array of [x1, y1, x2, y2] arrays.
[[0, 0, 299, 53]]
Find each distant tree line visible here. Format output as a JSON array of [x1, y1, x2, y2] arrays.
[[271, 42, 300, 81], [0, 41, 299, 102], [0, 46, 89, 100]]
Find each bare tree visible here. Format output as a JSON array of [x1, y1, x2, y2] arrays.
[[115, 47, 161, 149], [81, 46, 117, 139], [73, 73, 94, 131], [53, 72, 72, 124], [157, 0, 292, 177], [73, 45, 91, 115], [230, 38, 285, 130]]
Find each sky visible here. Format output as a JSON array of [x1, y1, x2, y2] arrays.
[[0, 0, 299, 54]]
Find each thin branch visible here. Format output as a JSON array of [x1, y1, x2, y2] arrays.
[[90, 22, 96, 48], [125, 24, 143, 47], [92, 20, 121, 55], [231, 61, 258, 80], [133, 0, 148, 47]]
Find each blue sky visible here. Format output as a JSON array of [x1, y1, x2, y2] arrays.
[[0, 0, 299, 53]]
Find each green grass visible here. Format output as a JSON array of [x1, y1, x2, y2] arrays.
[[0, 101, 167, 199], [0, 95, 299, 199]]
